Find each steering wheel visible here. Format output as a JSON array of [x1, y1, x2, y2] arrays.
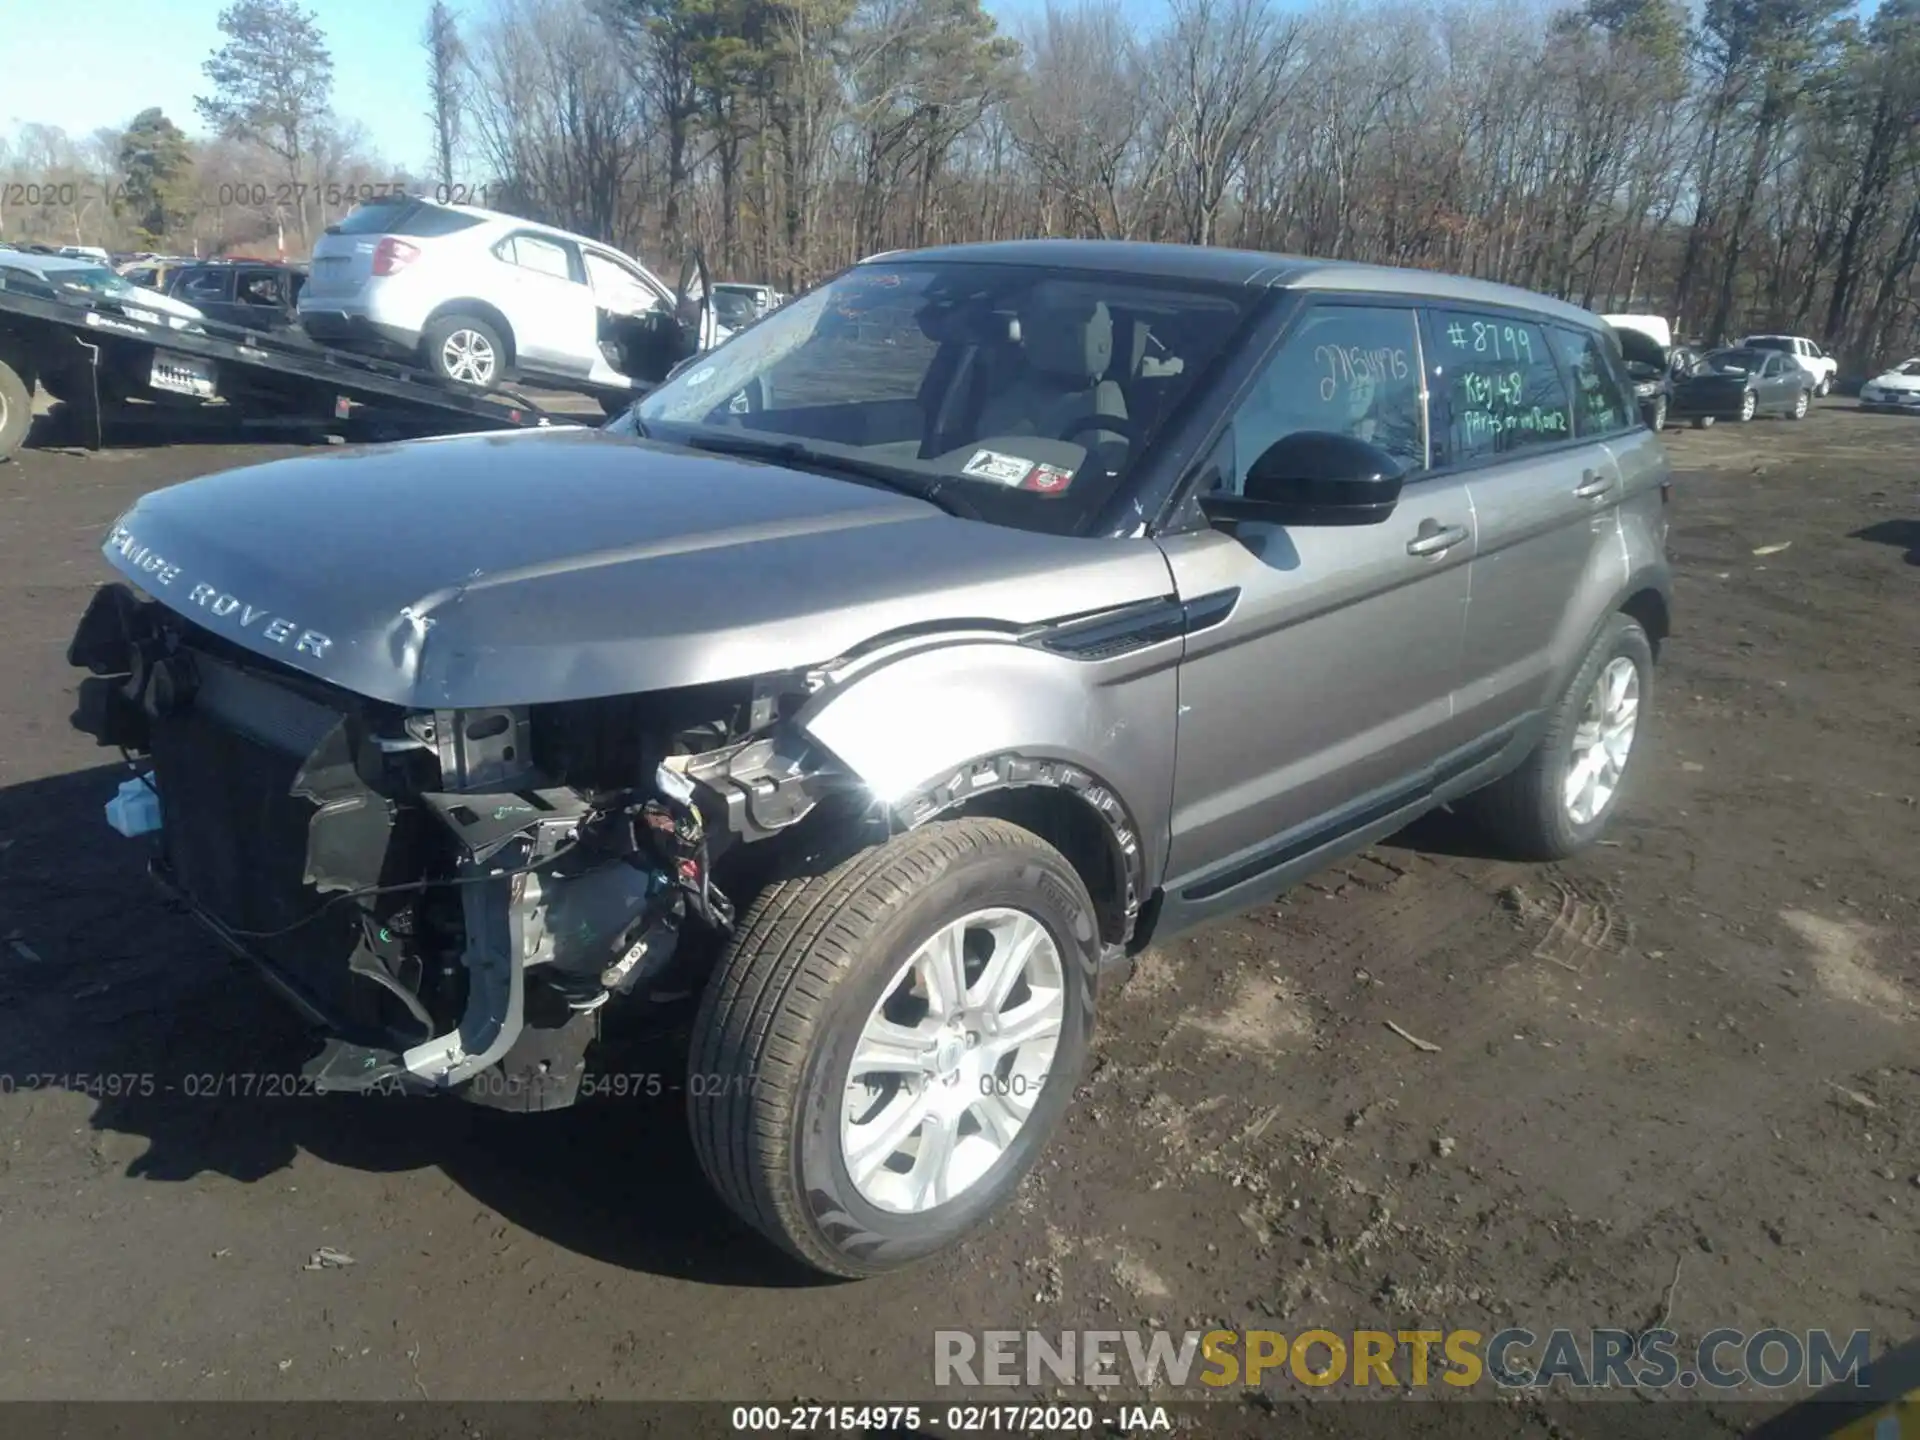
[[1056, 413, 1142, 448]]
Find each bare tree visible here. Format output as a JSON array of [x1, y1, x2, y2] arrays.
[[1009, 1, 1158, 238], [466, 0, 651, 247], [424, 0, 467, 190], [1147, 0, 1305, 246]]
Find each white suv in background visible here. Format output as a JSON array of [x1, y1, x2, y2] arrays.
[[1740, 334, 1838, 395], [298, 197, 715, 407]]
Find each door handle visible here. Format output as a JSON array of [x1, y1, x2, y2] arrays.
[[1406, 520, 1469, 557], [1573, 469, 1614, 498]]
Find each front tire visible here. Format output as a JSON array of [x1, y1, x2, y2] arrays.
[[1458, 613, 1654, 862], [1650, 395, 1668, 432], [1691, 414, 1715, 429], [1738, 389, 1758, 422], [688, 817, 1101, 1278], [423, 313, 507, 389]]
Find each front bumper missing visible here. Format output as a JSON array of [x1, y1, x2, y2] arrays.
[[148, 826, 596, 1110]]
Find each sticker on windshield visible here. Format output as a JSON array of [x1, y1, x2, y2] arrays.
[[682, 365, 715, 387], [1020, 463, 1075, 495], [961, 448, 1036, 485]]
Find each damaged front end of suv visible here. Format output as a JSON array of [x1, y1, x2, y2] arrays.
[[69, 556, 856, 1111]]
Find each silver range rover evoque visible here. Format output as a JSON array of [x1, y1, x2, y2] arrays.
[[66, 239, 1673, 1278]]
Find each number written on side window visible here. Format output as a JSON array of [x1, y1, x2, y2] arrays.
[[1550, 326, 1633, 437], [1222, 305, 1425, 492], [1430, 310, 1573, 462]]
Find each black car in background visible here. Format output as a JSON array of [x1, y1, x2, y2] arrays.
[[164, 261, 310, 337], [1670, 345, 1811, 427], [1611, 324, 1694, 432]]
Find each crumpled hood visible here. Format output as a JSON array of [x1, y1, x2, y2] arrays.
[[101, 427, 1170, 708]]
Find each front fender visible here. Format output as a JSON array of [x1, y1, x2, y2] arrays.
[[796, 634, 1180, 906]]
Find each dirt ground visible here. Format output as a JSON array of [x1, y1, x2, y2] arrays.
[[0, 400, 1914, 1417]]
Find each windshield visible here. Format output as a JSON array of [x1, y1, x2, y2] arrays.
[[632, 260, 1254, 536], [9, 263, 139, 302], [1898, 360, 1920, 377]]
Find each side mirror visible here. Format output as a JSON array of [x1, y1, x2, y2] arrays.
[[1198, 432, 1407, 528]]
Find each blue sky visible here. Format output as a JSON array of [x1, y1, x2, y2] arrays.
[[1, 0, 1076, 175], [4, 0, 487, 173]]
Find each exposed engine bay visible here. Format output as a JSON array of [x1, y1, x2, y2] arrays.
[[67, 581, 850, 1111]]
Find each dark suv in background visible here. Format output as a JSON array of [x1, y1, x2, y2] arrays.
[[165, 261, 309, 337]]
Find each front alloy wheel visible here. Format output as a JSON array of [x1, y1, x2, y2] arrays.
[[689, 817, 1099, 1277], [1739, 389, 1758, 422], [843, 907, 1064, 1214]]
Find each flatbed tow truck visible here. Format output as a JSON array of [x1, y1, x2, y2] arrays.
[[0, 276, 568, 462]]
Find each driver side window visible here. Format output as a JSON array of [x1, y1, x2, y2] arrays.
[[1219, 305, 1425, 494]]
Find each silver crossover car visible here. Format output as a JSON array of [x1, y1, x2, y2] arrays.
[[67, 241, 1671, 1277]]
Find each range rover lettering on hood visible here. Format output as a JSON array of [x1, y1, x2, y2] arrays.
[[105, 523, 334, 659]]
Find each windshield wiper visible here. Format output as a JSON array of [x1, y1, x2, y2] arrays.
[[680, 430, 978, 519]]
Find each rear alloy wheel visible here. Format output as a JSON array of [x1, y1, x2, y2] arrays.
[[424, 314, 505, 389], [1789, 389, 1810, 421], [1458, 612, 1653, 861], [688, 817, 1099, 1277], [0, 358, 30, 462], [1738, 389, 1758, 422]]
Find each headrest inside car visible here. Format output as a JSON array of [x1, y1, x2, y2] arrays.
[[1017, 294, 1113, 384]]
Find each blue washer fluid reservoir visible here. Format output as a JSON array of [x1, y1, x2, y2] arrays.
[[106, 774, 162, 837]]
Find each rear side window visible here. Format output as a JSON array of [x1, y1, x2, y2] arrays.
[[1428, 309, 1573, 465], [1218, 303, 1426, 488], [1550, 326, 1633, 437], [496, 233, 576, 281]]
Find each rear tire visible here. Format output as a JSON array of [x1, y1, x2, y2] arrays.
[[1457, 613, 1654, 862], [688, 817, 1100, 1278], [1815, 375, 1831, 397], [423, 314, 507, 389], [0, 358, 30, 462], [1788, 389, 1810, 421]]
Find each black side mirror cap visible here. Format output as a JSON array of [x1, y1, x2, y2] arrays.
[[1198, 431, 1407, 528]]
